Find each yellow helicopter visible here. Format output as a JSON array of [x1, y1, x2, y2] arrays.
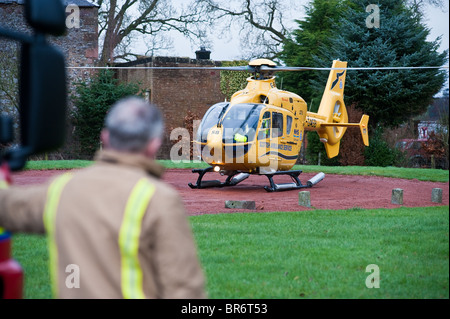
[[188, 58, 369, 192]]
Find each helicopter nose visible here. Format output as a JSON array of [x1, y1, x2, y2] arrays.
[[204, 128, 224, 163], [208, 135, 223, 161]]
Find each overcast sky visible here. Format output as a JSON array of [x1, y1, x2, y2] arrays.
[[164, 2, 449, 62], [129, 0, 448, 95]]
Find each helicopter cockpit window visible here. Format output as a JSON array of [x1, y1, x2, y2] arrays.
[[196, 102, 229, 143], [221, 104, 263, 143], [272, 112, 283, 137], [286, 116, 293, 135]]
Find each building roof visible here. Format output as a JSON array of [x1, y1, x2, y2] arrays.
[[0, 0, 98, 7]]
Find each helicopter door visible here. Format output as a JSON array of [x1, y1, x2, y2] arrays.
[[257, 111, 273, 170], [283, 114, 295, 146], [271, 112, 284, 169]]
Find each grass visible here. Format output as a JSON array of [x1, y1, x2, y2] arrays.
[[11, 206, 449, 299], [192, 206, 449, 299], [24, 160, 94, 170], [293, 165, 449, 183], [23, 160, 449, 182], [11, 233, 51, 299]]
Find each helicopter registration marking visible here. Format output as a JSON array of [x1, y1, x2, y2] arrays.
[[259, 142, 292, 152]]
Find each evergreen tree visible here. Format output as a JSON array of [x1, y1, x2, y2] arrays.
[[72, 70, 141, 158], [279, 0, 348, 110], [312, 0, 448, 129], [279, 0, 350, 165], [281, 0, 447, 165]]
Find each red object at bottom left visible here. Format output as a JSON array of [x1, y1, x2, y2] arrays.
[[0, 231, 24, 299]]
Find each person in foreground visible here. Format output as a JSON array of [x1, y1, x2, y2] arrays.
[[0, 96, 206, 299]]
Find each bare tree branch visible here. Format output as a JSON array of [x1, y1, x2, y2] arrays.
[[406, 0, 446, 18], [97, 0, 210, 64], [197, 0, 292, 59]]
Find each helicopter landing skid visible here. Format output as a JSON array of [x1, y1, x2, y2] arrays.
[[188, 167, 325, 192], [261, 171, 325, 192], [188, 167, 250, 189]]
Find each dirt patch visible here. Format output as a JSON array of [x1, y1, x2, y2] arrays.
[[11, 169, 449, 215]]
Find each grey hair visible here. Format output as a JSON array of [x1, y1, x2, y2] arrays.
[[104, 96, 164, 152]]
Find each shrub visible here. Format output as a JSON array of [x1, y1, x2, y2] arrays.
[[364, 127, 404, 167], [305, 132, 341, 166], [71, 70, 140, 158]]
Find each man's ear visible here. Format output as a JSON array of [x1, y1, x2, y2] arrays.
[[145, 138, 162, 158], [100, 129, 110, 148]]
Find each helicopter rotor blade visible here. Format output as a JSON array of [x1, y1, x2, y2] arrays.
[[67, 65, 448, 71], [259, 65, 449, 72], [67, 65, 256, 72]]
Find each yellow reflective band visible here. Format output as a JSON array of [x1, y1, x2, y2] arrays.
[[0, 180, 9, 189], [119, 178, 155, 299], [43, 173, 73, 298]]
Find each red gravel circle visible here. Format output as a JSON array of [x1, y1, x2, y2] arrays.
[[11, 169, 449, 215]]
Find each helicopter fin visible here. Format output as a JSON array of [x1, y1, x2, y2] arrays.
[[315, 60, 348, 158], [359, 114, 370, 146], [312, 60, 369, 158]]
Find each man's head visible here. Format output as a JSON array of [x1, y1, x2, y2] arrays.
[[101, 97, 164, 158]]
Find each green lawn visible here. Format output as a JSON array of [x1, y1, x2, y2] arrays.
[[12, 206, 449, 299], [192, 206, 449, 299]]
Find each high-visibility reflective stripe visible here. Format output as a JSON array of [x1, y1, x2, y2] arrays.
[[119, 178, 155, 299], [43, 173, 73, 298]]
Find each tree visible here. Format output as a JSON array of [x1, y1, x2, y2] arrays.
[[312, 0, 448, 129], [96, 0, 209, 64], [72, 70, 141, 157], [406, 0, 445, 18], [279, 0, 447, 166], [198, 0, 294, 59], [279, 0, 348, 108], [278, 0, 348, 165]]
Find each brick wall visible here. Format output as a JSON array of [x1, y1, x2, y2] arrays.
[[0, 2, 99, 158], [116, 57, 226, 159], [0, 3, 99, 93]]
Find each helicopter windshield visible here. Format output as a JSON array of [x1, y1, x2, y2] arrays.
[[196, 102, 229, 143], [221, 104, 264, 143]]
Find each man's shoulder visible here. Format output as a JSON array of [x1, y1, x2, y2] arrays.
[[145, 174, 180, 199], [70, 161, 181, 201]]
